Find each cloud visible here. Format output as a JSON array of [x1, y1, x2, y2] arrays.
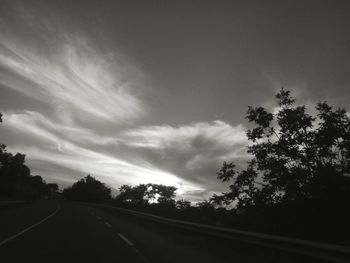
[[122, 121, 250, 192], [2, 110, 248, 200], [123, 120, 247, 151], [0, 5, 251, 202], [4, 110, 120, 146], [0, 7, 208, 201], [0, 19, 145, 125], [123, 120, 248, 159], [2, 110, 193, 190]]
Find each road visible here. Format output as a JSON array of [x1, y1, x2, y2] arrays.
[[0, 199, 315, 263]]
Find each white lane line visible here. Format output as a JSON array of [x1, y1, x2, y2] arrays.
[[118, 233, 133, 246], [104, 222, 112, 228], [96, 216, 102, 220], [0, 204, 60, 247], [118, 233, 148, 262]]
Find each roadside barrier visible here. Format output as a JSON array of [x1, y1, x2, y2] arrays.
[[89, 203, 350, 263]]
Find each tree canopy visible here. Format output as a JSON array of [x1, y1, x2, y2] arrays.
[[0, 113, 52, 200], [213, 89, 350, 209], [115, 183, 177, 206], [63, 175, 111, 202]]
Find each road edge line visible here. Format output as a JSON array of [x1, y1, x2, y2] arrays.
[[0, 203, 61, 247]]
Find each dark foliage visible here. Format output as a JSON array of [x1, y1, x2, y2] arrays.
[[114, 183, 177, 213], [0, 113, 53, 200], [213, 89, 350, 244], [113, 183, 235, 225], [63, 175, 111, 202]]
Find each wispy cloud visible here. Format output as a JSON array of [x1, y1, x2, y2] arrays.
[[0, 5, 250, 201], [4, 110, 120, 146], [2, 110, 188, 189], [0, 33, 145, 124], [123, 120, 248, 161], [123, 120, 246, 151], [0, 6, 185, 192], [2, 110, 246, 200]]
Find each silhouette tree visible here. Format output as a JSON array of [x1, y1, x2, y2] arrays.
[[1, 113, 47, 200], [214, 89, 350, 209], [115, 183, 177, 210], [63, 175, 111, 202], [115, 184, 149, 205], [149, 184, 177, 204], [0, 150, 48, 200], [1, 114, 87, 201], [176, 199, 191, 210]]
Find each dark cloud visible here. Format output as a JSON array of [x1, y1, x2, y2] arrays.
[[121, 121, 249, 192]]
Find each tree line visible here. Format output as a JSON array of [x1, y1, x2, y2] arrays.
[[61, 89, 350, 245], [2, 89, 350, 245], [0, 113, 58, 201], [62, 175, 231, 225]]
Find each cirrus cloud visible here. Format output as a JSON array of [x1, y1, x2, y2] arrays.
[[0, 3, 251, 202], [0, 17, 146, 125]]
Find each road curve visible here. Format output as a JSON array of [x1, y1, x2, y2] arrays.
[[0, 199, 319, 263]]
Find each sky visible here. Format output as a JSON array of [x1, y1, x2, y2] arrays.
[[0, 0, 349, 201]]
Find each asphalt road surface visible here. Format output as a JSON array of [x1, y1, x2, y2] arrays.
[[0, 199, 313, 263]]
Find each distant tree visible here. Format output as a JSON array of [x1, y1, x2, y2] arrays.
[[63, 175, 111, 202], [115, 183, 177, 207], [115, 184, 149, 205], [149, 184, 177, 204], [176, 199, 191, 210], [214, 89, 350, 209], [29, 175, 48, 195]]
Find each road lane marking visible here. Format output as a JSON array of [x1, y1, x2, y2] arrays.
[[118, 233, 133, 246], [0, 204, 60, 247], [117, 233, 148, 262], [96, 216, 102, 220], [104, 222, 112, 228]]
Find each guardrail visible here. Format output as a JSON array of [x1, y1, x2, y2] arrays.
[[90, 203, 350, 263]]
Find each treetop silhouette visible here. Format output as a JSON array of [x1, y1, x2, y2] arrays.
[[63, 175, 111, 202], [213, 88, 350, 208]]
